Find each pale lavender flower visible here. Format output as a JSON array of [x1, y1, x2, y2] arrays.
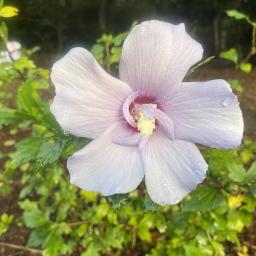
[[0, 41, 21, 62], [50, 20, 243, 205]]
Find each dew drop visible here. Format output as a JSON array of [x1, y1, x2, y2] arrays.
[[63, 129, 69, 136], [173, 198, 179, 204], [140, 25, 145, 32], [62, 111, 69, 121], [222, 95, 238, 107]]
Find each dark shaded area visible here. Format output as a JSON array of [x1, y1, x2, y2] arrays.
[[6, 0, 256, 56]]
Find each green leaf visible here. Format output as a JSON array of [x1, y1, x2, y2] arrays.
[[227, 211, 245, 232], [82, 240, 101, 256], [104, 227, 125, 249], [0, 108, 20, 125], [110, 46, 121, 63], [0, 213, 13, 236], [184, 245, 206, 256], [228, 163, 247, 182], [249, 184, 256, 198], [113, 32, 128, 46], [241, 148, 253, 164], [226, 10, 249, 21], [228, 79, 243, 92], [137, 213, 154, 242], [14, 56, 35, 71], [210, 240, 225, 256], [100, 34, 113, 44], [0, 22, 8, 41], [19, 184, 33, 199], [144, 196, 159, 212], [219, 48, 238, 64], [11, 137, 44, 165], [182, 186, 224, 212], [240, 62, 252, 73], [23, 208, 49, 228], [96, 202, 110, 220], [228, 162, 256, 183], [36, 139, 66, 167], [27, 226, 51, 247], [91, 44, 104, 61], [43, 230, 65, 256], [245, 161, 256, 182], [108, 194, 129, 208], [17, 80, 41, 116]]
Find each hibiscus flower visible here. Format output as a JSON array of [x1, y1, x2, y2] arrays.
[[50, 20, 243, 205]]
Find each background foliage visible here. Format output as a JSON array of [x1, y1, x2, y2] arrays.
[[5, 0, 256, 58], [0, 1, 256, 256]]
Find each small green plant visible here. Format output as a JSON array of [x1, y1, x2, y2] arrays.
[[220, 10, 256, 74]]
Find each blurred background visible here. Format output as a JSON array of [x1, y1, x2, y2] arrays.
[[7, 0, 256, 60]]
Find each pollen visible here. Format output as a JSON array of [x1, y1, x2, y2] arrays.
[[137, 112, 156, 135]]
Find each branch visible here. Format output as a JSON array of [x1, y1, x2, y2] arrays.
[[242, 22, 256, 63], [67, 221, 86, 227], [0, 242, 42, 254]]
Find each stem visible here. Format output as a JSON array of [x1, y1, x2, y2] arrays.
[[67, 221, 86, 227], [0, 35, 26, 81], [0, 242, 42, 254], [242, 23, 256, 63], [105, 43, 111, 73], [131, 226, 136, 248]]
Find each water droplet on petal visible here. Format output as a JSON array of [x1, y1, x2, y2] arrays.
[[64, 129, 69, 136], [62, 111, 69, 121], [222, 95, 238, 107], [140, 25, 145, 32], [173, 198, 179, 204]]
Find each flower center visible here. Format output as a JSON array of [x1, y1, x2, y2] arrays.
[[122, 91, 174, 140], [115, 91, 175, 147], [136, 112, 156, 135]]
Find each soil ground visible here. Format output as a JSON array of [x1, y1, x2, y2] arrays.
[[0, 63, 256, 256]]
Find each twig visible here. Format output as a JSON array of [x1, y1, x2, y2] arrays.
[[242, 22, 256, 63], [0, 242, 42, 254], [67, 221, 86, 227]]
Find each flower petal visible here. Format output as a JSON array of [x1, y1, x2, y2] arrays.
[[67, 122, 144, 196], [162, 80, 244, 149], [119, 20, 203, 97], [51, 47, 132, 139], [141, 131, 207, 205]]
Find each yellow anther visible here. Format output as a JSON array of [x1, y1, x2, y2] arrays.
[[137, 112, 155, 135]]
